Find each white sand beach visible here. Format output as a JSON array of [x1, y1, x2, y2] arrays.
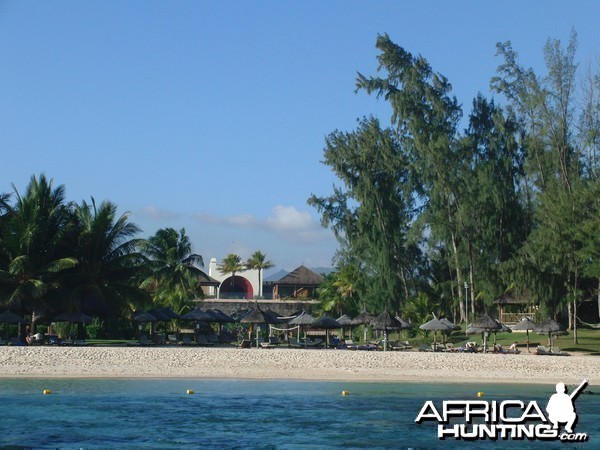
[[0, 346, 597, 385]]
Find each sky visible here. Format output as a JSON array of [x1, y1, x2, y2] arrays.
[[1, 1, 599, 275]]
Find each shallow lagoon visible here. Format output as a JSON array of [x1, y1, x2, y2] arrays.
[[0, 379, 597, 449]]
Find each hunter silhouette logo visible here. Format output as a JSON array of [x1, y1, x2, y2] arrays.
[[546, 379, 587, 434], [415, 379, 589, 442]]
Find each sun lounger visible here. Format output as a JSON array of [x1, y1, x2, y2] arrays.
[[268, 336, 282, 345], [181, 335, 198, 346], [418, 344, 432, 352], [444, 343, 458, 352], [196, 334, 214, 346], [288, 337, 304, 348], [167, 334, 180, 344], [238, 339, 251, 349], [398, 340, 413, 350], [139, 335, 155, 346], [260, 341, 275, 349], [536, 345, 568, 356]]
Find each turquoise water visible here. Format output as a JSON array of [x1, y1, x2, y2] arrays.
[[0, 379, 597, 449]]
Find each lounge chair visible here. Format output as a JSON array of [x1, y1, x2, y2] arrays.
[[536, 345, 551, 355], [391, 340, 413, 351], [259, 339, 275, 349], [268, 336, 282, 345], [139, 335, 155, 346], [238, 339, 251, 349], [195, 334, 214, 346], [167, 334, 180, 344], [208, 333, 220, 344], [288, 337, 304, 348], [181, 335, 198, 346], [0, 337, 6, 345], [418, 344, 432, 352], [548, 346, 570, 356], [444, 343, 458, 352]]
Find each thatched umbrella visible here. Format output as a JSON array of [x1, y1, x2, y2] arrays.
[[312, 315, 341, 347], [336, 314, 353, 340], [371, 310, 404, 351], [511, 317, 537, 352], [0, 310, 25, 324], [534, 317, 564, 351], [207, 309, 234, 323], [148, 307, 180, 336], [419, 316, 455, 351], [55, 312, 94, 323], [0, 310, 25, 341], [182, 308, 218, 340], [440, 317, 460, 331], [181, 307, 213, 322], [240, 308, 282, 347], [394, 315, 412, 329], [467, 314, 502, 353], [204, 308, 235, 340], [56, 311, 94, 341], [289, 311, 316, 347], [351, 309, 374, 342]]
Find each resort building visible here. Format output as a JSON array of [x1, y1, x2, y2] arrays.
[[206, 258, 327, 301], [207, 257, 260, 299]]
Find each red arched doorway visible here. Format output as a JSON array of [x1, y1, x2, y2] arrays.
[[220, 276, 254, 299]]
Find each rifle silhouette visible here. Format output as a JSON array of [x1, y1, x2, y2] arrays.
[[570, 379, 588, 400]]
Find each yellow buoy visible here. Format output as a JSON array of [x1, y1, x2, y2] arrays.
[[43, 389, 52, 395], [186, 389, 195, 395], [477, 391, 484, 397], [341, 390, 349, 396]]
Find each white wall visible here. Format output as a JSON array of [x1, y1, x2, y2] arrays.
[[208, 257, 260, 298]]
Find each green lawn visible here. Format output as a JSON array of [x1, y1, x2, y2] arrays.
[[395, 325, 600, 354]]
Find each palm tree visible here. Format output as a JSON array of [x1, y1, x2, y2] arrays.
[[68, 198, 149, 319], [245, 251, 274, 298], [0, 175, 76, 333], [140, 228, 205, 314], [217, 253, 245, 298]]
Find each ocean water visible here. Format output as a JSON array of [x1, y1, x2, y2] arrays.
[[0, 379, 597, 449]]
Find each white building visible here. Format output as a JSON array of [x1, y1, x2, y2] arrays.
[[207, 257, 260, 299]]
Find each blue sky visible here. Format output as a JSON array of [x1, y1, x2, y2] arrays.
[[1, 1, 598, 274]]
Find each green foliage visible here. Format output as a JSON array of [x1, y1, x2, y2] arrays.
[[246, 250, 274, 298], [140, 227, 204, 312], [311, 32, 599, 326]]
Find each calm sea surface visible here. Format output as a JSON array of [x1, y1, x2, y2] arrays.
[[0, 379, 597, 449]]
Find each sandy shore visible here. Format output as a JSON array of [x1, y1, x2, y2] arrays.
[[0, 346, 597, 385]]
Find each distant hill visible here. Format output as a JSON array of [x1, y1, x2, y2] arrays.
[[264, 269, 289, 282], [311, 267, 336, 276]]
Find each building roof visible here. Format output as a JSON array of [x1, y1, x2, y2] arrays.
[[197, 270, 221, 287], [273, 265, 325, 286], [493, 288, 532, 305]]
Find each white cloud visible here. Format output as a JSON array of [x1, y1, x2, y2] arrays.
[[135, 205, 180, 221], [193, 212, 257, 228], [265, 205, 331, 244], [190, 205, 335, 248], [265, 205, 315, 233]]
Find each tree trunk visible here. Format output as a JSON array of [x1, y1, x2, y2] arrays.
[[450, 231, 466, 323]]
